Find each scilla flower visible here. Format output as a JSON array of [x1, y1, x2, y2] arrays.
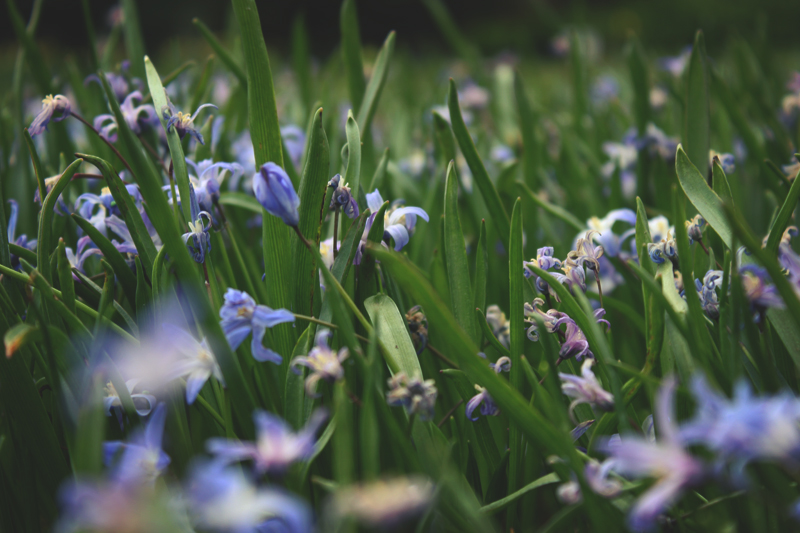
[[365, 189, 429, 252], [6, 200, 37, 270], [207, 409, 328, 475], [218, 288, 295, 364], [291, 329, 349, 397], [685, 215, 706, 244], [103, 379, 156, 429], [583, 209, 637, 258], [29, 94, 71, 136], [182, 185, 212, 263], [466, 356, 511, 421], [103, 403, 170, 487], [161, 97, 217, 144], [524, 298, 562, 341], [386, 373, 438, 421], [405, 305, 429, 354], [555, 310, 609, 362], [485, 305, 510, 348], [523, 246, 562, 279], [328, 174, 359, 219], [567, 230, 605, 273], [186, 158, 243, 214], [559, 359, 614, 422], [93, 91, 156, 142], [253, 162, 300, 227], [647, 231, 677, 264]]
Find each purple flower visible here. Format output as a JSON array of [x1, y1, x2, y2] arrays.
[[328, 173, 359, 219], [219, 288, 295, 364], [85, 71, 131, 101], [739, 265, 784, 317], [29, 94, 71, 136], [560, 359, 614, 422], [554, 309, 609, 362], [524, 297, 562, 341], [567, 230, 605, 273], [181, 185, 213, 263], [599, 377, 705, 532], [365, 189, 429, 252], [556, 458, 622, 504], [103, 403, 170, 487], [253, 162, 300, 227], [207, 409, 328, 475], [523, 246, 562, 279], [93, 91, 156, 142], [387, 372, 438, 421], [65, 236, 104, 278], [6, 200, 37, 270], [186, 158, 243, 213], [465, 355, 510, 421], [291, 329, 349, 397], [161, 98, 217, 144]]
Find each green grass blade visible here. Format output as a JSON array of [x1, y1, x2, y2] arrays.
[[340, 0, 366, 112], [37, 158, 83, 283], [343, 110, 362, 197], [514, 71, 539, 188], [473, 220, 488, 328], [56, 239, 76, 314], [193, 18, 247, 86], [517, 181, 584, 233], [284, 325, 313, 430], [364, 294, 421, 376], [627, 35, 650, 136], [356, 31, 396, 138], [765, 166, 800, 255], [219, 192, 262, 213], [683, 30, 710, 173], [481, 473, 559, 515], [292, 15, 313, 111], [711, 158, 734, 206], [366, 147, 390, 193], [120, 0, 146, 78]]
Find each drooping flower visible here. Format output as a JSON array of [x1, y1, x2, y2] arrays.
[[207, 409, 328, 475], [466, 356, 511, 421], [693, 269, 724, 319], [103, 379, 157, 428], [485, 305, 510, 348], [365, 189, 429, 252], [329, 476, 434, 528], [218, 288, 295, 364], [29, 94, 71, 136], [328, 173, 359, 219], [186, 158, 243, 214], [93, 91, 157, 142], [181, 185, 213, 263], [253, 162, 300, 227], [291, 329, 348, 397], [523, 298, 562, 341], [567, 230, 605, 273], [103, 403, 170, 487], [186, 460, 313, 532], [523, 246, 562, 279], [685, 215, 706, 245], [386, 373, 437, 421], [647, 230, 677, 264], [161, 97, 217, 144], [559, 359, 614, 422], [405, 305, 429, 354]]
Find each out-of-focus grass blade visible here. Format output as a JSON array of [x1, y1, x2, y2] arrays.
[[79, 0, 99, 70], [444, 161, 478, 343], [517, 181, 584, 233], [420, 0, 482, 79], [481, 472, 559, 515], [765, 166, 800, 255], [7, 0, 51, 93], [473, 220, 488, 328], [514, 71, 539, 188], [23, 129, 46, 221], [56, 239, 76, 314], [231, 0, 294, 361], [433, 111, 456, 167], [683, 30, 710, 174], [73, 372, 105, 475], [569, 30, 588, 130], [340, 0, 366, 112], [366, 147, 389, 192], [37, 159, 82, 283], [448, 79, 510, 249], [145, 57, 193, 225], [193, 18, 247, 87], [120, 0, 145, 78], [292, 108, 329, 317], [285, 325, 313, 430], [676, 145, 733, 249], [333, 382, 355, 484], [343, 110, 362, 198], [356, 31, 396, 138], [364, 294, 420, 376], [360, 325, 380, 480], [292, 15, 313, 111], [78, 153, 157, 273], [627, 35, 650, 136], [219, 192, 262, 213], [189, 55, 215, 115]]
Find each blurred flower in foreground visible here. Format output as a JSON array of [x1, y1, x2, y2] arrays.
[[556, 458, 622, 505], [328, 476, 434, 528], [291, 329, 348, 397], [406, 305, 429, 354], [658, 46, 692, 77], [208, 409, 327, 475], [161, 97, 217, 144], [739, 265, 784, 319], [29, 94, 71, 136], [104, 379, 156, 426], [583, 209, 637, 258], [219, 288, 295, 364], [485, 305, 510, 348], [281, 124, 306, 170], [186, 460, 312, 532], [253, 162, 300, 227], [560, 359, 614, 422], [466, 356, 511, 421], [387, 373, 438, 421], [104, 403, 170, 487]]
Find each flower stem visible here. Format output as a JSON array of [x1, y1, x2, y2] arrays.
[[595, 276, 603, 308], [406, 412, 417, 440], [333, 208, 340, 260], [436, 399, 464, 428], [70, 111, 135, 177]]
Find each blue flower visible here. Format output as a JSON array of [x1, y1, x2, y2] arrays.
[[103, 403, 170, 487], [186, 158, 243, 214], [465, 355, 510, 421], [739, 265, 784, 317], [387, 372, 438, 421], [253, 162, 300, 227], [567, 230, 605, 273], [182, 185, 213, 263], [556, 310, 609, 361], [219, 288, 295, 364], [93, 91, 157, 142], [647, 231, 677, 264], [591, 75, 620, 106], [556, 458, 622, 505], [6, 200, 37, 271], [85, 70, 132, 101], [291, 329, 349, 397], [685, 214, 706, 244], [583, 209, 637, 258], [693, 269, 724, 319], [103, 379, 156, 429], [65, 236, 104, 278], [29, 94, 71, 136], [161, 97, 217, 144], [658, 46, 692, 77], [523, 246, 562, 279], [208, 409, 327, 475], [365, 189, 429, 252], [559, 359, 614, 422], [328, 173, 360, 219]]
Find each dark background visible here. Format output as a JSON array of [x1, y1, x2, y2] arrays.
[[1, 0, 797, 58]]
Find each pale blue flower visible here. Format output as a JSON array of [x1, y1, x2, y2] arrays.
[[181, 185, 213, 263], [465, 356, 510, 421], [291, 329, 349, 397], [387, 372, 438, 421], [658, 46, 692, 77], [567, 230, 605, 273], [103, 403, 170, 487], [583, 209, 637, 258], [219, 288, 295, 364], [103, 378, 156, 428], [93, 91, 157, 142], [186, 158, 243, 214], [281, 124, 306, 170], [556, 458, 622, 504], [560, 359, 614, 422], [365, 189, 429, 252], [253, 162, 300, 227], [328, 173, 359, 219], [161, 97, 217, 144], [29, 94, 71, 136]]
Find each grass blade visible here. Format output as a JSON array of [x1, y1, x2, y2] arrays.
[[683, 30, 710, 173], [340, 0, 366, 112], [356, 31, 396, 138]]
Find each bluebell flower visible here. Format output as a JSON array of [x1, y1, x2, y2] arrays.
[[523, 246, 562, 279], [186, 158, 243, 214], [219, 288, 295, 364], [65, 236, 104, 279], [599, 377, 705, 532], [103, 378, 156, 428], [739, 265, 784, 317], [555, 311, 608, 362], [186, 460, 313, 532], [103, 403, 170, 487], [182, 185, 213, 263], [710, 150, 735, 174], [560, 359, 614, 422], [161, 97, 217, 144], [6, 200, 37, 271], [93, 91, 157, 142], [29, 94, 71, 136], [252, 162, 300, 227], [524, 298, 562, 341], [567, 230, 605, 273], [406, 305, 429, 354], [647, 231, 677, 264], [365, 189, 429, 252], [485, 305, 510, 348], [685, 214, 706, 244], [466, 355, 510, 421], [281, 124, 306, 170], [658, 46, 692, 77], [556, 458, 622, 505], [539, 263, 587, 300], [291, 329, 349, 397], [328, 173, 359, 219], [208, 409, 328, 475], [387, 372, 438, 421], [693, 269, 724, 319], [330, 476, 434, 528]]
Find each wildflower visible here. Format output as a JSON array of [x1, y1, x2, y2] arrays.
[[599, 377, 705, 532], [485, 305, 510, 348], [601, 141, 638, 198], [186, 158, 243, 214], [291, 329, 348, 397], [523, 246, 562, 279], [647, 231, 677, 264], [685, 215, 706, 244], [181, 185, 212, 263], [103, 403, 170, 487], [65, 236, 104, 278], [329, 476, 434, 527], [103, 379, 157, 426], [524, 298, 562, 341], [28, 94, 71, 136], [106, 213, 162, 257], [75, 185, 139, 236], [591, 75, 620, 107], [328, 173, 359, 219], [555, 312, 608, 362], [556, 459, 622, 505], [253, 162, 300, 227], [365, 189, 429, 252], [571, 419, 595, 441], [658, 46, 692, 77], [740, 265, 784, 318], [218, 288, 295, 364], [560, 359, 614, 422], [406, 305, 429, 354], [207, 409, 328, 475], [85, 69, 133, 101], [161, 96, 217, 144], [693, 269, 724, 319], [647, 215, 674, 244], [386, 372, 438, 421], [93, 91, 157, 142], [710, 150, 735, 174], [186, 460, 313, 532], [583, 209, 637, 258], [466, 356, 511, 421], [566, 230, 605, 273], [6, 200, 37, 270]]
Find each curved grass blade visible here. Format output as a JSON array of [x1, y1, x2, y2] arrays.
[[120, 0, 146, 78], [37, 159, 83, 283], [193, 18, 247, 86], [683, 30, 710, 173], [356, 31, 396, 138], [218, 192, 262, 213], [481, 473, 559, 515], [765, 165, 800, 255]]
